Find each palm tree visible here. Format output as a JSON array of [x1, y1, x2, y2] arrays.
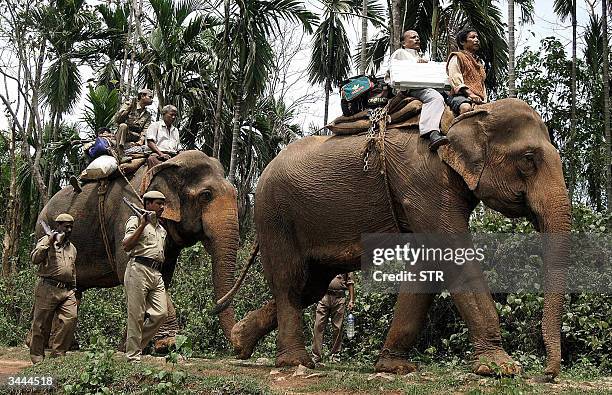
[[508, 0, 534, 97], [603, 0, 612, 211], [307, 0, 352, 128], [225, 0, 316, 183], [553, 0, 577, 198]]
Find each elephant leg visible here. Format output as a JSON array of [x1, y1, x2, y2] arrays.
[[232, 299, 278, 359], [274, 292, 313, 368], [375, 292, 434, 374], [448, 261, 521, 376]]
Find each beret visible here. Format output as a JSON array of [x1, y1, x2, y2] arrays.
[[55, 213, 74, 222], [143, 191, 166, 200]]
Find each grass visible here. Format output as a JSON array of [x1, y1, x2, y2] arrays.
[[1, 347, 611, 394]]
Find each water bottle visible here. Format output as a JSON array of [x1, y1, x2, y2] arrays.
[[346, 313, 355, 339]]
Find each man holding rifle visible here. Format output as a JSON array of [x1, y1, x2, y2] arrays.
[[122, 191, 168, 363], [114, 88, 154, 157], [29, 214, 77, 364]]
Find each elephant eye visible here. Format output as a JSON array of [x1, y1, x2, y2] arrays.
[[201, 190, 213, 201], [518, 152, 537, 176]]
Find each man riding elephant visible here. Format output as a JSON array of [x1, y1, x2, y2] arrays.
[[36, 151, 240, 350], [224, 98, 571, 380]]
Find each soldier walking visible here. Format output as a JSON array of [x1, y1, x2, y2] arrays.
[[29, 214, 78, 364], [122, 191, 169, 362]]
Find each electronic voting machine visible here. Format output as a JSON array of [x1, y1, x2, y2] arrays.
[[388, 59, 451, 91]]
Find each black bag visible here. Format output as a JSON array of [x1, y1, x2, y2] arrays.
[[340, 76, 391, 117]]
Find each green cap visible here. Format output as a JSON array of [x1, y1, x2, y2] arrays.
[[143, 191, 166, 200], [55, 213, 74, 223]]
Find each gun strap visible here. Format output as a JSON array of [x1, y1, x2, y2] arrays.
[[98, 179, 116, 270]]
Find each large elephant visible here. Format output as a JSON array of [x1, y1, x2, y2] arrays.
[[227, 98, 571, 378], [36, 150, 239, 341]]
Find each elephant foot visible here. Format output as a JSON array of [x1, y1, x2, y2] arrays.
[[374, 349, 417, 374], [153, 336, 176, 354], [472, 350, 522, 376], [231, 301, 277, 359], [231, 318, 258, 359], [275, 347, 314, 369]]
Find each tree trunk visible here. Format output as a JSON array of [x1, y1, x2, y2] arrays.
[[2, 125, 22, 279], [391, 0, 401, 51], [213, 0, 231, 159], [508, 0, 516, 97], [119, 0, 135, 100], [567, 0, 577, 201], [323, 79, 330, 132], [431, 1, 439, 60], [603, 0, 612, 213], [387, 0, 395, 53], [360, 0, 368, 74], [228, 79, 243, 184]]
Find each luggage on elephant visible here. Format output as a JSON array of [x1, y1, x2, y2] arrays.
[[340, 76, 391, 117], [80, 155, 118, 181]]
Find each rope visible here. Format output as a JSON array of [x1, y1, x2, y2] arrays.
[[97, 179, 115, 270], [363, 105, 402, 232], [110, 147, 144, 206]]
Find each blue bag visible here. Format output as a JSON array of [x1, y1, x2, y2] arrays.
[[341, 76, 373, 101], [87, 137, 111, 160]]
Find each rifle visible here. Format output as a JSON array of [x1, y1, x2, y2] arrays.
[[122, 197, 155, 220], [40, 219, 63, 243]]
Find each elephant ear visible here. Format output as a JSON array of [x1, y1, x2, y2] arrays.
[[140, 161, 182, 222], [438, 109, 489, 191]]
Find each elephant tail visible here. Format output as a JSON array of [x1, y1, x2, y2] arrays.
[[212, 242, 259, 314]]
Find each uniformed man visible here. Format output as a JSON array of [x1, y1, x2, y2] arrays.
[[312, 272, 355, 363], [114, 88, 154, 157], [122, 191, 168, 362], [145, 104, 180, 168], [29, 213, 78, 364]]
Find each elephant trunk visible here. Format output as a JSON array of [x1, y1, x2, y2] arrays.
[[203, 195, 239, 341], [529, 182, 571, 378]]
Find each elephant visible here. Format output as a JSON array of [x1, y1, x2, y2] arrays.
[[224, 98, 571, 379], [36, 150, 239, 343]]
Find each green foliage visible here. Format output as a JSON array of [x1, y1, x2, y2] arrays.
[[64, 336, 115, 395], [140, 334, 192, 395], [81, 85, 121, 135]]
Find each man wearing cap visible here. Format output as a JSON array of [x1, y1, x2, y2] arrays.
[[122, 190, 168, 362], [114, 89, 154, 157], [29, 213, 78, 364]]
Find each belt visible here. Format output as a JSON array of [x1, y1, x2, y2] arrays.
[[134, 256, 163, 271], [41, 277, 72, 289], [326, 289, 345, 297]]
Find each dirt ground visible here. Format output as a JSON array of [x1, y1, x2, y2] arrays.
[[1, 346, 611, 394]]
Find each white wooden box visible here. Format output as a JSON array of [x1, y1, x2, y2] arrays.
[[389, 59, 451, 90]]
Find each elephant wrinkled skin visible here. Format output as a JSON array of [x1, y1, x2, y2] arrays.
[[230, 99, 571, 379], [36, 150, 239, 341]]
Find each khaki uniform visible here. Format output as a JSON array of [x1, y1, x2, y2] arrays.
[[123, 215, 168, 362], [114, 100, 152, 150], [312, 273, 354, 362], [29, 235, 78, 363]]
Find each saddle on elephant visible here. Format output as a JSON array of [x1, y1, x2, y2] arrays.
[[326, 91, 455, 135]]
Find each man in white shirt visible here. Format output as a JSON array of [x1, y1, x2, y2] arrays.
[[386, 30, 448, 151], [146, 105, 180, 167]]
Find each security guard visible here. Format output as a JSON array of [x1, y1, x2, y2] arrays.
[[122, 191, 168, 362], [312, 272, 355, 363], [29, 213, 78, 364], [114, 88, 154, 156]]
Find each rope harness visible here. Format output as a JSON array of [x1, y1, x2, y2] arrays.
[[97, 148, 146, 269], [362, 105, 402, 232]]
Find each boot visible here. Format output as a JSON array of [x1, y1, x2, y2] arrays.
[[69, 175, 82, 193], [426, 130, 449, 151]]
